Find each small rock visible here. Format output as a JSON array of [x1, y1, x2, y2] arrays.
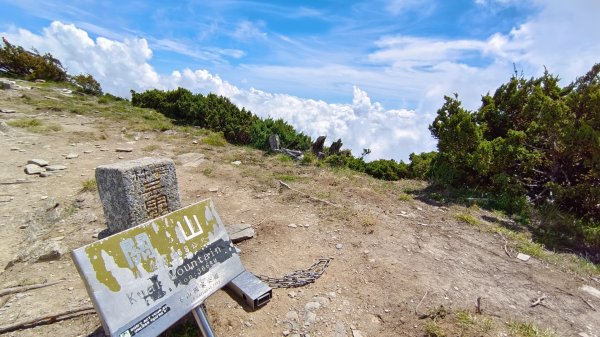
[[304, 301, 321, 312], [336, 243, 343, 249], [83, 150, 93, 154], [244, 321, 252, 327], [516, 253, 531, 262], [288, 224, 298, 228], [39, 171, 56, 178], [0, 81, 12, 90], [115, 148, 133, 153], [334, 322, 347, 337], [28, 159, 49, 167], [0, 109, 16, 113], [282, 331, 290, 337], [10, 147, 20, 151], [0, 121, 9, 132], [288, 291, 297, 298], [192, 140, 198, 144], [67, 287, 74, 291], [209, 187, 219, 192], [313, 296, 330, 307], [226, 223, 255, 243], [24, 164, 45, 175], [231, 160, 242, 166], [304, 311, 317, 326], [351, 329, 364, 337], [65, 153, 79, 159], [46, 165, 67, 171], [285, 310, 299, 321]]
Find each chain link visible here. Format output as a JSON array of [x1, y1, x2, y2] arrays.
[[257, 257, 333, 288]]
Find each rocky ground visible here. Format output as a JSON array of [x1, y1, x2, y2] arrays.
[[0, 79, 599, 337]]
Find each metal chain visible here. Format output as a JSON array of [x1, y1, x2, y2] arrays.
[[257, 257, 333, 288]]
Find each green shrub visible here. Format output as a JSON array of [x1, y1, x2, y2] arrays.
[[0, 37, 67, 81], [71, 73, 102, 96], [429, 64, 600, 249]]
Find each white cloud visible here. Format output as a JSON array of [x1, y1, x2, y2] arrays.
[[1, 21, 429, 161], [385, 0, 435, 15], [231, 20, 267, 41]]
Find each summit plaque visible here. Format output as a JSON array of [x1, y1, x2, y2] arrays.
[[72, 199, 244, 337]]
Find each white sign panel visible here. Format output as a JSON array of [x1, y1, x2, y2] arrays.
[[72, 199, 244, 337]]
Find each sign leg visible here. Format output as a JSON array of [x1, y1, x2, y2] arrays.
[[192, 304, 216, 337]]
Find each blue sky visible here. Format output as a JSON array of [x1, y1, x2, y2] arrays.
[[1, 1, 598, 161]]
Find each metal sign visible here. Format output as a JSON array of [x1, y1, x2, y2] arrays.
[[72, 199, 245, 337]]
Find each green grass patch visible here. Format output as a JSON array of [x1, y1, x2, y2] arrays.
[[202, 132, 227, 147], [7, 118, 62, 133], [455, 213, 481, 226], [275, 153, 293, 162], [425, 321, 445, 337], [80, 178, 97, 193], [507, 321, 556, 337], [398, 192, 413, 202], [274, 174, 299, 182]]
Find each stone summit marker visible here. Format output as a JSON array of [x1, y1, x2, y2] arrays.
[[72, 199, 245, 337], [95, 157, 182, 233]]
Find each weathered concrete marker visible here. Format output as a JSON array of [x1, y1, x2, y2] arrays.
[[73, 157, 244, 337], [95, 157, 181, 233]]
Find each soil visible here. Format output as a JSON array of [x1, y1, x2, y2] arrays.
[[0, 79, 599, 337]]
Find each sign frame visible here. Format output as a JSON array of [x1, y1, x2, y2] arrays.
[[72, 199, 244, 337]]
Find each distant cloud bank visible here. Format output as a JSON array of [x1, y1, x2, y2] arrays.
[[2, 1, 599, 161], [2, 21, 434, 161]]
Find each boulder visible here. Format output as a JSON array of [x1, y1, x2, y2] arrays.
[[269, 134, 281, 151], [312, 136, 326, 155], [329, 139, 343, 155]]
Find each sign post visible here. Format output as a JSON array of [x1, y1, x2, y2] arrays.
[[72, 199, 244, 337]]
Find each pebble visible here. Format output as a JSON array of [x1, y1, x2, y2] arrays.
[[304, 301, 321, 312], [192, 140, 198, 144], [66, 153, 79, 159], [288, 224, 298, 228], [24, 164, 45, 175], [304, 311, 316, 326], [336, 243, 343, 249], [209, 187, 219, 192], [285, 310, 299, 321], [46, 165, 67, 171], [231, 160, 242, 165], [288, 291, 297, 298], [116, 148, 133, 152], [351, 329, 364, 337], [282, 331, 290, 336], [28, 159, 49, 167]]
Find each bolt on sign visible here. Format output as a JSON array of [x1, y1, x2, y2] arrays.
[[72, 199, 245, 337]]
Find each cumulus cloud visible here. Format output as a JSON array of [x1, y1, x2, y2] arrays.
[[1, 21, 430, 161]]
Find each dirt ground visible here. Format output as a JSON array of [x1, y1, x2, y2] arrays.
[[0, 79, 599, 337]]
